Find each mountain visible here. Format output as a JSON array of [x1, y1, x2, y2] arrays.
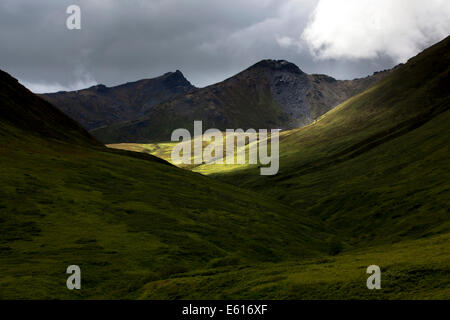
[[40, 70, 195, 130], [112, 36, 450, 299], [1, 35, 448, 300], [0, 70, 101, 147], [0, 69, 326, 299], [87, 60, 390, 143], [195, 35, 450, 245]]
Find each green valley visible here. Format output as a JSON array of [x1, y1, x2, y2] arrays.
[[1, 35, 449, 300], [106, 36, 450, 298]]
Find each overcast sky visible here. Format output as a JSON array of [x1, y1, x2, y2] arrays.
[[1, 0, 449, 93]]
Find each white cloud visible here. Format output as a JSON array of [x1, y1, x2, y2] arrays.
[[19, 65, 97, 93], [276, 36, 294, 48], [19, 79, 97, 94], [198, 0, 315, 57], [302, 0, 450, 63]]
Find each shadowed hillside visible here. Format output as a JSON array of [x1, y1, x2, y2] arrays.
[[0, 70, 101, 147], [40, 70, 195, 130], [0, 71, 327, 299]]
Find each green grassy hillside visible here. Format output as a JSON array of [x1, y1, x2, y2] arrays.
[[196, 35, 450, 247], [1, 35, 449, 299], [0, 72, 328, 299], [139, 233, 450, 299], [106, 36, 450, 299]]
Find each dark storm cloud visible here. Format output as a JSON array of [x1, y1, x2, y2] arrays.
[[2, 0, 445, 93]]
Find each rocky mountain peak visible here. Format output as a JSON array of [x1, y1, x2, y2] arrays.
[[163, 70, 195, 88], [250, 59, 304, 75]]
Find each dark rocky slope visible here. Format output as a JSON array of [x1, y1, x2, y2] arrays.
[[40, 70, 195, 130], [92, 60, 392, 143]]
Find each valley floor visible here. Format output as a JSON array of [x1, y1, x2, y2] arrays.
[[1, 36, 449, 299], [140, 233, 450, 299]]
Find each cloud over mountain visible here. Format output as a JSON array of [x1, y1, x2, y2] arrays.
[[302, 0, 450, 62]]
